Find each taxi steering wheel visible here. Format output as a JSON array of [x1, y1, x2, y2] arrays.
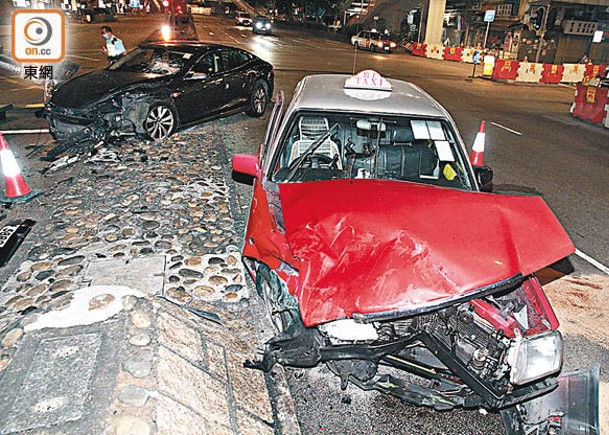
[[307, 153, 338, 169]]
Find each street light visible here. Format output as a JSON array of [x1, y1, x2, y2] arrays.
[[161, 24, 171, 41]]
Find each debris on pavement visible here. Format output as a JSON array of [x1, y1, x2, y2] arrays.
[[23, 285, 145, 331], [157, 294, 222, 324], [0, 127, 285, 435], [43, 154, 80, 175]]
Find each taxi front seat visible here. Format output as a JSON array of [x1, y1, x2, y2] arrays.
[[377, 129, 438, 180], [289, 116, 342, 169]]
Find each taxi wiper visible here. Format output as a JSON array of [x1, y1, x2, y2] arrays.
[[285, 123, 339, 182]]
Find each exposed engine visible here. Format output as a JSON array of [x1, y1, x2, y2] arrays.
[[310, 277, 562, 411]]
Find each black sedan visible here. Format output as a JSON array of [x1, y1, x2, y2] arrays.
[[46, 42, 274, 142]]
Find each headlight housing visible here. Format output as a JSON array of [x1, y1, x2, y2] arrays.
[[319, 319, 378, 343], [507, 330, 562, 385], [255, 22, 262, 29], [265, 23, 271, 29]]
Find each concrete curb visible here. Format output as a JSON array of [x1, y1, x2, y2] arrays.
[[208, 122, 303, 435]]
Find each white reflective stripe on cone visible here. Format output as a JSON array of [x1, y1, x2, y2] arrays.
[[0, 149, 22, 178], [472, 132, 485, 153]]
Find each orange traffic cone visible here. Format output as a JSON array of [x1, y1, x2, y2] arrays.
[[0, 133, 41, 204], [469, 121, 486, 167]]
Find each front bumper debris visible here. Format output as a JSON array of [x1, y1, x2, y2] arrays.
[[501, 364, 599, 435]]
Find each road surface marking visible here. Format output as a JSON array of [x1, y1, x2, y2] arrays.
[[218, 28, 243, 44], [66, 54, 100, 62], [8, 87, 34, 92], [0, 129, 49, 134], [491, 121, 522, 136], [575, 249, 609, 276]]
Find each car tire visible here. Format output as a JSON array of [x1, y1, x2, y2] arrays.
[[354, 41, 359, 49], [246, 80, 268, 117], [143, 102, 176, 141], [370, 44, 376, 52]]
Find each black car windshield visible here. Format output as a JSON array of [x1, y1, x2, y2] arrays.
[[108, 47, 191, 75], [272, 111, 473, 190]]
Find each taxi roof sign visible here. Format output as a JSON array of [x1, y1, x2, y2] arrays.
[[344, 70, 392, 92]]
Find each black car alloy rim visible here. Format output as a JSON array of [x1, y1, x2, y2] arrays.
[[145, 105, 174, 141], [254, 87, 266, 115]]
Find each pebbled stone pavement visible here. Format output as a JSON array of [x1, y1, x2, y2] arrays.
[[0, 124, 292, 434]]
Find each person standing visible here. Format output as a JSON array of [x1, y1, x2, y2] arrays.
[[101, 26, 126, 64]]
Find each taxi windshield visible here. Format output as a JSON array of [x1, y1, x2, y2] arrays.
[[272, 111, 473, 190]]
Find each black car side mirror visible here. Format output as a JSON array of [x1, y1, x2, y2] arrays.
[[474, 166, 493, 192]]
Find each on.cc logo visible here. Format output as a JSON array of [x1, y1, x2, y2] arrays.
[[11, 10, 65, 63], [23, 17, 53, 46]]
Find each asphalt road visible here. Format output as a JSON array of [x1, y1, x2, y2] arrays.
[[1, 15, 608, 434]]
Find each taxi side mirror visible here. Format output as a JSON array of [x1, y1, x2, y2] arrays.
[[232, 154, 260, 179], [474, 166, 493, 192]]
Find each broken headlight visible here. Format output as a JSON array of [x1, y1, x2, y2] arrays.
[[319, 319, 378, 344], [508, 330, 562, 385]]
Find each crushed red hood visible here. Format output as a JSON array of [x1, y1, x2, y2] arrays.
[[278, 179, 575, 327]]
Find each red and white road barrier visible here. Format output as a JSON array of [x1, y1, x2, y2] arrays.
[[561, 64, 585, 84], [411, 43, 427, 57], [492, 59, 519, 81], [407, 44, 607, 86], [571, 84, 609, 129], [515, 62, 544, 83], [443, 46, 463, 62], [426, 44, 444, 60], [583, 64, 606, 84], [540, 64, 564, 84]]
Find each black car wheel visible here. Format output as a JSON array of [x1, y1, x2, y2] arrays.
[[144, 102, 176, 141], [370, 44, 376, 52], [354, 42, 359, 49], [246, 81, 268, 117]]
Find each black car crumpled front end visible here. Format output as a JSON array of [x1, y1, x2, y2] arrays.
[[45, 88, 158, 148]]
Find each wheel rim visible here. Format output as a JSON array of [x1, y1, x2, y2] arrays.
[[253, 87, 267, 115], [145, 105, 174, 140], [262, 280, 285, 334]]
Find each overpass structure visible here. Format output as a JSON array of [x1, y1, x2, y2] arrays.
[[348, 0, 449, 45]]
